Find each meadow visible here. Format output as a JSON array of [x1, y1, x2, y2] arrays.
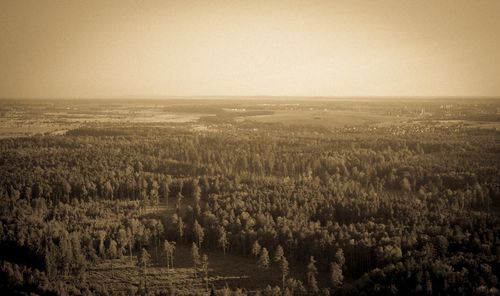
[[238, 109, 407, 129]]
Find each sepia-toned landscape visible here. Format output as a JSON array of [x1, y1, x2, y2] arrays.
[[2, 0, 500, 295]]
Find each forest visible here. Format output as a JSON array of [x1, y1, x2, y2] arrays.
[[0, 99, 499, 295]]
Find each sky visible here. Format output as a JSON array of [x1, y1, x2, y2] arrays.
[[1, 0, 500, 98]]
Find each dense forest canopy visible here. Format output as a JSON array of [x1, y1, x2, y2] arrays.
[[0, 99, 499, 295]]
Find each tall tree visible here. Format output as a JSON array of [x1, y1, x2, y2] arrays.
[[334, 248, 345, 267], [280, 256, 289, 291], [137, 248, 151, 290], [258, 247, 270, 269], [117, 228, 128, 259], [193, 220, 204, 248], [127, 228, 134, 260], [160, 177, 171, 207], [331, 248, 344, 288], [201, 254, 209, 291], [191, 243, 200, 278], [330, 262, 343, 288], [164, 240, 176, 271], [175, 191, 183, 215], [150, 180, 160, 210], [307, 256, 319, 294], [274, 245, 284, 263], [97, 230, 107, 259], [177, 216, 184, 243], [252, 241, 262, 258], [103, 180, 113, 200], [108, 239, 118, 270], [137, 248, 151, 274], [217, 226, 229, 255]]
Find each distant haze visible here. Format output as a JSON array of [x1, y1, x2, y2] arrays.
[[1, 0, 500, 98]]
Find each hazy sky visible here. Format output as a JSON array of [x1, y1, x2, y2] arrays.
[[1, 0, 500, 98]]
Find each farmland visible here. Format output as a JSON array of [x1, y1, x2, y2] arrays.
[[238, 109, 407, 129], [1, 97, 499, 138]]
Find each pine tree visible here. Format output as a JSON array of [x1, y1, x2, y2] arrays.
[[137, 248, 151, 274], [193, 220, 204, 248], [44, 240, 57, 279], [252, 240, 262, 258], [164, 240, 176, 270], [177, 217, 184, 243], [401, 177, 411, 192], [280, 256, 289, 291], [217, 226, 229, 255], [201, 254, 209, 291], [330, 262, 343, 287], [127, 228, 134, 261], [108, 239, 118, 270], [307, 256, 319, 293], [258, 247, 270, 269], [160, 178, 170, 202], [274, 245, 284, 262], [108, 240, 118, 259], [137, 248, 151, 290], [97, 230, 107, 259], [117, 228, 128, 258], [334, 248, 345, 266], [191, 243, 200, 278]]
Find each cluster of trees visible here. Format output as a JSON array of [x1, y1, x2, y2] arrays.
[[0, 122, 499, 295], [0, 197, 168, 294]]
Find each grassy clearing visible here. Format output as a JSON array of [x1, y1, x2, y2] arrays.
[[86, 199, 286, 294], [240, 110, 407, 128], [86, 244, 285, 294]]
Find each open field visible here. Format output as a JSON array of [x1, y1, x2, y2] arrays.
[[432, 120, 500, 131], [0, 101, 210, 138], [1, 98, 499, 138], [238, 109, 409, 128]]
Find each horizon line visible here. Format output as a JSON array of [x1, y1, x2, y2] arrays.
[[1, 95, 499, 101]]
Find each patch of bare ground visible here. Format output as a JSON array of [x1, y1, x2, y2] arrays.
[[86, 243, 284, 295]]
